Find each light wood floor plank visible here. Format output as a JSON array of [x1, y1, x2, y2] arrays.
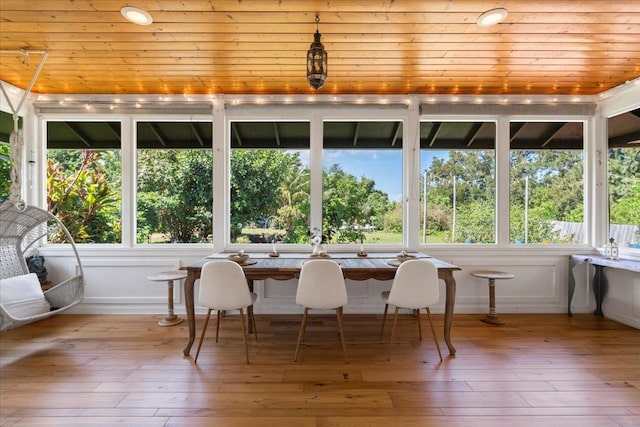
[[0, 313, 638, 426]]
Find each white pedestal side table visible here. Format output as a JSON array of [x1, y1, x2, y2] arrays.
[[470, 270, 514, 325], [148, 270, 187, 326]]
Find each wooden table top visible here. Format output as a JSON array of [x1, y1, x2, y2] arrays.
[[184, 252, 460, 281]]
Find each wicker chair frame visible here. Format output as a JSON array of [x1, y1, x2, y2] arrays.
[[0, 202, 85, 331]]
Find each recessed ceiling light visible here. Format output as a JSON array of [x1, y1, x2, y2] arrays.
[[121, 6, 153, 26], [477, 8, 508, 27]]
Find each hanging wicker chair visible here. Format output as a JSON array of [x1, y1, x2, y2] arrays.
[[0, 50, 83, 331], [0, 202, 85, 331]]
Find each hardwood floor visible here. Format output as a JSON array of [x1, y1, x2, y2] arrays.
[[1, 313, 639, 426]]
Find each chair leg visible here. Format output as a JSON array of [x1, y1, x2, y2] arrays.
[[380, 303, 389, 340], [388, 306, 400, 361], [239, 308, 249, 364], [294, 308, 309, 362], [248, 305, 258, 341], [335, 307, 349, 363], [426, 307, 443, 362], [416, 309, 423, 341], [215, 310, 222, 342], [194, 309, 212, 363]]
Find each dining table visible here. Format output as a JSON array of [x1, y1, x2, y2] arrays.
[[180, 252, 461, 356]]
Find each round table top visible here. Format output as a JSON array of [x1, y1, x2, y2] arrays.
[[147, 270, 188, 282], [470, 270, 515, 280]]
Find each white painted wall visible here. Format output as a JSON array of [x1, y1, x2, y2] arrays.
[[39, 247, 591, 316]]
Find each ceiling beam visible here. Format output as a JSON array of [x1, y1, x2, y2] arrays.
[[540, 123, 567, 147], [105, 122, 121, 140], [352, 122, 361, 147], [390, 122, 402, 147], [147, 123, 167, 147], [509, 122, 527, 143], [273, 122, 281, 146], [190, 123, 205, 147], [63, 123, 91, 147], [232, 122, 243, 146], [427, 122, 443, 147], [465, 123, 484, 147], [610, 130, 640, 147]]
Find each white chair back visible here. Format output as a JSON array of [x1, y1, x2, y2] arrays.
[[296, 259, 347, 309], [199, 260, 253, 310], [388, 259, 439, 309]]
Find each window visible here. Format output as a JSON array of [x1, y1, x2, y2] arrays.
[[0, 141, 8, 203], [46, 121, 122, 243], [420, 121, 496, 244], [607, 109, 640, 249], [136, 121, 213, 244], [322, 121, 403, 246], [509, 121, 584, 244], [0, 111, 21, 203], [229, 121, 311, 245]]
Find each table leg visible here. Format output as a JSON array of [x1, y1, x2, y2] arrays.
[[441, 271, 457, 356], [247, 279, 255, 334], [567, 256, 578, 316], [592, 265, 608, 316], [183, 271, 197, 356]]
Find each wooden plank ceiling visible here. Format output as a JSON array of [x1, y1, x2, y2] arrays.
[[1, 0, 639, 96]]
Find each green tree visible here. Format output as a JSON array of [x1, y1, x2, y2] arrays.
[[424, 150, 495, 242], [509, 150, 583, 242], [0, 143, 10, 202], [609, 147, 640, 225], [47, 150, 121, 243], [276, 154, 311, 243], [230, 150, 306, 242], [322, 164, 393, 242], [137, 149, 212, 243]]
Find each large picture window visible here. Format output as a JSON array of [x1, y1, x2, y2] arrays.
[[607, 109, 640, 249], [420, 121, 496, 244], [229, 121, 311, 245], [46, 121, 122, 243], [509, 121, 584, 244], [322, 121, 403, 246], [136, 121, 213, 244]]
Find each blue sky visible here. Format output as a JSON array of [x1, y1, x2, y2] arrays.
[[324, 150, 449, 202], [324, 149, 404, 201], [294, 149, 449, 202]]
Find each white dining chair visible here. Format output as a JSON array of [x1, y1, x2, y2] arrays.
[[194, 260, 257, 364], [294, 259, 348, 363], [380, 259, 442, 362]]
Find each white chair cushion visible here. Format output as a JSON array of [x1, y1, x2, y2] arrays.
[[387, 260, 440, 309], [0, 273, 51, 318], [296, 259, 347, 309]]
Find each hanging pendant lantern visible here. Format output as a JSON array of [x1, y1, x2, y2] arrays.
[[307, 15, 327, 90]]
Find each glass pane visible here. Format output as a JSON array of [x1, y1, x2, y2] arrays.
[[608, 108, 640, 248], [0, 111, 21, 203], [136, 121, 213, 244], [46, 121, 122, 243], [323, 121, 403, 245], [230, 121, 310, 245], [420, 121, 496, 244], [509, 121, 584, 244], [0, 143, 8, 203]]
